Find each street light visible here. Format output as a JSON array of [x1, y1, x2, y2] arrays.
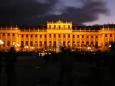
[[0, 40, 4, 45], [0, 40, 4, 51]]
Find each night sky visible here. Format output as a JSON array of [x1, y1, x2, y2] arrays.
[[0, 0, 114, 26]]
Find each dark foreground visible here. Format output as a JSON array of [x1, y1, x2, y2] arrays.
[[0, 49, 115, 86]]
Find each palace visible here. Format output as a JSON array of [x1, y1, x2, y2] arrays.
[[0, 20, 115, 52]]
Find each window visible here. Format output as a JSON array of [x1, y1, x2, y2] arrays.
[[26, 41, 28, 46], [63, 34, 65, 38], [58, 34, 61, 38], [53, 41, 56, 47], [81, 41, 84, 46], [59, 26, 61, 29], [105, 42, 108, 46], [35, 34, 37, 38], [77, 42, 80, 46], [39, 41, 42, 46], [105, 34, 107, 37], [68, 41, 70, 46], [54, 34, 56, 38], [31, 34, 33, 38], [3, 33, 5, 36], [63, 41, 66, 46], [110, 34, 112, 37], [21, 41, 24, 47], [35, 41, 38, 46], [91, 42, 94, 46], [77, 35, 79, 38], [68, 34, 70, 38], [44, 35, 46, 38], [95, 35, 98, 38], [63, 25, 65, 28], [30, 41, 33, 46], [91, 36, 93, 38], [87, 35, 89, 38], [72, 41, 75, 45], [73, 35, 75, 38], [7, 41, 10, 46], [12, 33, 15, 36], [40, 35, 42, 38], [49, 41, 52, 46], [49, 34, 51, 38], [7, 33, 10, 36], [22, 35, 24, 38], [86, 41, 89, 45], [44, 41, 47, 46], [26, 34, 28, 38], [82, 35, 84, 38], [54, 25, 56, 28], [82, 41, 84, 44], [3, 41, 5, 46], [49, 25, 51, 28], [68, 25, 70, 29]]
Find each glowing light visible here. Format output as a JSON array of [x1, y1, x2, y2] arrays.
[[0, 40, 4, 45]]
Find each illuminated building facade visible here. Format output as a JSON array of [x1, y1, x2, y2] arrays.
[[0, 20, 115, 52]]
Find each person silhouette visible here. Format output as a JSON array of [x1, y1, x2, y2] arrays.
[[5, 47, 17, 86], [59, 48, 74, 86], [0, 50, 3, 86]]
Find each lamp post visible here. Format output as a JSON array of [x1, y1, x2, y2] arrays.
[[0, 40, 4, 51]]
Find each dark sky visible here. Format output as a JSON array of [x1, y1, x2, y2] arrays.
[[0, 0, 109, 26]]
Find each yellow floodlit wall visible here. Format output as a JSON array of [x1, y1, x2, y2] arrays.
[[0, 21, 115, 52]]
